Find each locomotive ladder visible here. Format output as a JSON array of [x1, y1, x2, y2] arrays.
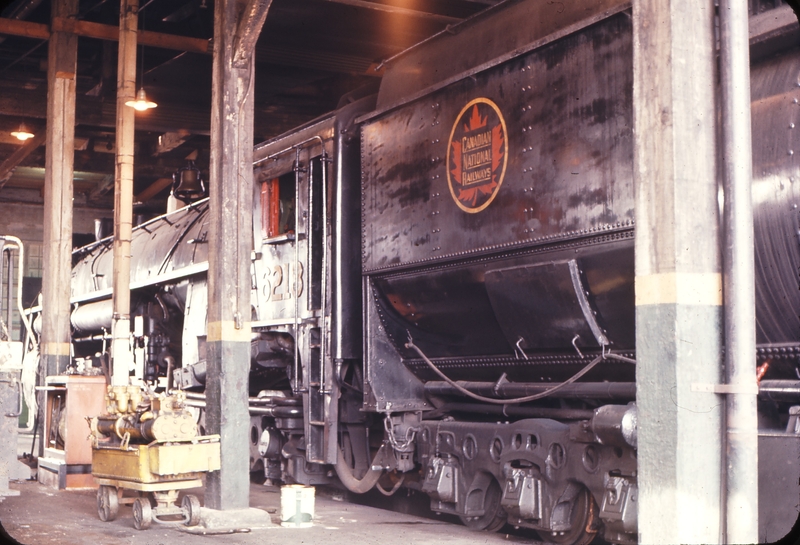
[[296, 144, 336, 465]]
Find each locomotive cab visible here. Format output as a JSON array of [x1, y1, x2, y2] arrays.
[[252, 126, 333, 474]]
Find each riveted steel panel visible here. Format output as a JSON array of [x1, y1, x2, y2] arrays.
[[361, 13, 634, 274]]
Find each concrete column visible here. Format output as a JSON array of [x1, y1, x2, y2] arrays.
[[40, 0, 78, 447], [633, 1, 723, 543], [206, 0, 270, 510], [111, 0, 138, 386]]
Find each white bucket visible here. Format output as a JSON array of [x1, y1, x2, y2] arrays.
[[280, 484, 315, 528]]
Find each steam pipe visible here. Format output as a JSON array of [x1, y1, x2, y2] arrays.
[[332, 97, 373, 361], [757, 380, 800, 402], [429, 402, 594, 420], [0, 243, 5, 340], [719, 0, 758, 541], [183, 398, 301, 418], [335, 445, 382, 494], [6, 247, 12, 331], [424, 381, 636, 400], [293, 147, 302, 392], [0, 237, 34, 345], [320, 147, 328, 396], [183, 390, 301, 404]]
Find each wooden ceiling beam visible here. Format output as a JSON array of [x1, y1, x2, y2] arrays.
[[0, 18, 49, 40], [134, 177, 172, 203], [0, 16, 211, 54]]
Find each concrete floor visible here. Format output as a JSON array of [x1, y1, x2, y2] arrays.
[[1, 435, 540, 545], [0, 480, 546, 545]]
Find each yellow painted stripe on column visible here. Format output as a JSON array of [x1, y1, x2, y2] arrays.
[[42, 342, 71, 356], [635, 272, 722, 306], [207, 320, 252, 343]]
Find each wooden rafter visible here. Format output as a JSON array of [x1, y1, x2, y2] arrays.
[[0, 16, 211, 54]]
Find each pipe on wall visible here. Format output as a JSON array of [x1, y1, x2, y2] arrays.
[[110, 0, 138, 386], [719, 0, 758, 542]]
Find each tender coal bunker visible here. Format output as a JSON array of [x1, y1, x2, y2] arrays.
[[372, 269, 511, 360], [484, 260, 606, 351], [370, 234, 635, 381]]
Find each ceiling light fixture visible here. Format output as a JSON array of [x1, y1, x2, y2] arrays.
[[11, 122, 34, 141], [125, 88, 157, 111], [125, 15, 157, 112]]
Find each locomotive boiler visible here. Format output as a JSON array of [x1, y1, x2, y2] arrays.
[[32, 0, 800, 543]]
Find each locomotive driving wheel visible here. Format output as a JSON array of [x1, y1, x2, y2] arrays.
[[537, 485, 598, 545], [458, 479, 507, 532]]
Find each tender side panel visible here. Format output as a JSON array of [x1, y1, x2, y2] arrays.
[[361, 13, 634, 273], [375, 0, 630, 110]]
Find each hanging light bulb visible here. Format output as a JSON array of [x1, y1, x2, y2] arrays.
[[125, 88, 157, 111], [11, 122, 34, 141]]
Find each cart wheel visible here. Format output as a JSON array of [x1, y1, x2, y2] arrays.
[[97, 485, 119, 522], [132, 497, 153, 530], [182, 494, 201, 526]]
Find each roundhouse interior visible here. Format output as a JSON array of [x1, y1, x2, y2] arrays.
[[0, 1, 798, 544]]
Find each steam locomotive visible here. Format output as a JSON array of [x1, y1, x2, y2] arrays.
[[36, 0, 800, 543]]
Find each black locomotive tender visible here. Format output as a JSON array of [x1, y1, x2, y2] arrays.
[[56, 0, 800, 543]]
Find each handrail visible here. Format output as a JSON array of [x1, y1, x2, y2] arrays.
[[0, 237, 34, 349]]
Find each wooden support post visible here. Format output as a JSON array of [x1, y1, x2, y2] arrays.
[[110, 0, 138, 386], [205, 0, 270, 510], [40, 0, 77, 398], [633, 1, 724, 543]]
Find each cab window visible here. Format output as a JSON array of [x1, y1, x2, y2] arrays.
[[261, 173, 295, 239]]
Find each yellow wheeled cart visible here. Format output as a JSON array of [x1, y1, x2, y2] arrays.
[[89, 386, 220, 530], [92, 435, 220, 529]]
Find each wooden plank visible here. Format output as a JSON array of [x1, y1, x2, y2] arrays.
[[51, 17, 116, 41], [0, 17, 49, 40], [53, 17, 211, 53], [140, 29, 210, 54], [0, 16, 211, 54], [134, 177, 173, 203]]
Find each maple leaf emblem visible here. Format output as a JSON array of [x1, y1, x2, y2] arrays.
[[464, 105, 487, 132], [491, 123, 504, 177], [450, 140, 462, 185], [447, 99, 507, 213]]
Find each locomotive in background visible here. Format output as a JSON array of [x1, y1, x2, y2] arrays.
[[31, 0, 800, 543]]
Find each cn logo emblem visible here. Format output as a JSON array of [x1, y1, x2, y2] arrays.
[[446, 98, 508, 213]]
